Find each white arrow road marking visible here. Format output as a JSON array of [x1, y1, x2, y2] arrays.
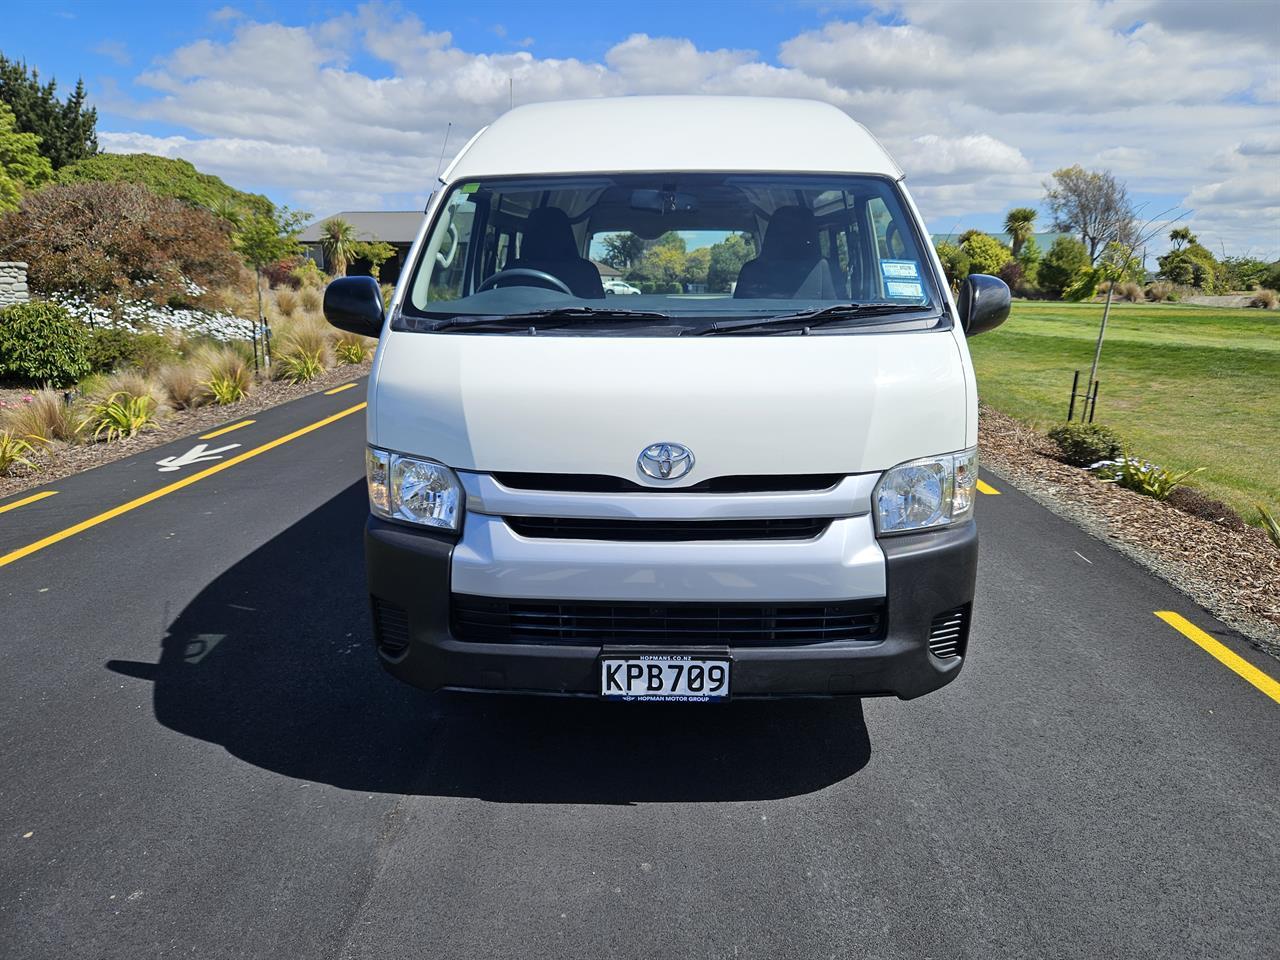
[[156, 443, 241, 472]]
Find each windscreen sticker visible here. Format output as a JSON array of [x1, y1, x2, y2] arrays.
[[460, 182, 480, 194], [880, 259, 920, 280], [885, 279, 925, 299]]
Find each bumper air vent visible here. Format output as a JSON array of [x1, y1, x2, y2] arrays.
[[453, 595, 884, 647], [928, 604, 970, 660], [504, 516, 831, 542], [371, 597, 410, 656]]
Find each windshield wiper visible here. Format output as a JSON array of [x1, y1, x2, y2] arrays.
[[429, 306, 672, 332], [695, 302, 929, 336]]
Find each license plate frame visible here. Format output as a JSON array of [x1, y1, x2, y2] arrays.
[[599, 653, 731, 702]]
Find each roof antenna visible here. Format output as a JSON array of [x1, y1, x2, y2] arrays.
[[434, 122, 453, 183]]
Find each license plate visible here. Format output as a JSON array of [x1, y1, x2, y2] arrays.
[[600, 655, 730, 702]]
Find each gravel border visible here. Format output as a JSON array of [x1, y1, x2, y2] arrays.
[[0, 360, 370, 502], [978, 404, 1280, 659]]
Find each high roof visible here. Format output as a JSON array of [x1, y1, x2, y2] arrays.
[[442, 96, 901, 183], [298, 211, 423, 244]]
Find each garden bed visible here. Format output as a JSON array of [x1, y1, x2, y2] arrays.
[[0, 359, 369, 501], [979, 404, 1280, 656]]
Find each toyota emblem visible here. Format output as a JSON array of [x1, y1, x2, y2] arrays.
[[638, 442, 694, 481]]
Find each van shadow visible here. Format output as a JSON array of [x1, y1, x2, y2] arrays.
[[107, 482, 872, 803]]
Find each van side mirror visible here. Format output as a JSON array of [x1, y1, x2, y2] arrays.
[[957, 274, 1010, 336], [323, 276, 385, 337]]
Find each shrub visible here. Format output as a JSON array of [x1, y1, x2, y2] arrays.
[[292, 259, 327, 289], [959, 232, 1012, 276], [997, 259, 1024, 293], [263, 256, 304, 289], [276, 348, 326, 383], [0, 181, 241, 306], [1248, 289, 1277, 309], [1039, 237, 1090, 299], [1047, 423, 1124, 467], [1258, 505, 1280, 550], [0, 301, 92, 385], [334, 333, 371, 365], [3, 388, 80, 442], [274, 288, 300, 317], [1089, 457, 1202, 501], [0, 431, 45, 474], [88, 327, 178, 374], [1145, 281, 1176, 302], [158, 362, 205, 410], [55, 153, 274, 219], [1166, 487, 1246, 531], [193, 344, 252, 405], [933, 242, 971, 288], [299, 287, 323, 314], [276, 317, 331, 367], [1116, 281, 1142, 302], [82, 391, 159, 441]]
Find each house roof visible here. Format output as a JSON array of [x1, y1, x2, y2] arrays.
[[299, 211, 423, 244], [442, 96, 901, 182]]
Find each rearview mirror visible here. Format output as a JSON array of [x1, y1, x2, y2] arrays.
[[323, 276, 385, 338], [957, 274, 1010, 336]]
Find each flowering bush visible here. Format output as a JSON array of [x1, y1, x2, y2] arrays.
[[48, 293, 254, 343], [1089, 457, 1203, 501]]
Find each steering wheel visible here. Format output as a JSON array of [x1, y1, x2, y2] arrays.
[[476, 268, 572, 296]]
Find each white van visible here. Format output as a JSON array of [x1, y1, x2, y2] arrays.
[[324, 96, 1008, 703]]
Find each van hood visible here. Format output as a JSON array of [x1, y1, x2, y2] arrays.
[[371, 329, 970, 483]]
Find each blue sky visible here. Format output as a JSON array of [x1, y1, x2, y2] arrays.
[[3, 1, 1276, 255]]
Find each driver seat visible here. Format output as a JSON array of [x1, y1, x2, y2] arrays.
[[511, 208, 604, 299]]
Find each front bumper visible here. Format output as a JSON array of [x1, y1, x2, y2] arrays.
[[364, 517, 977, 700]]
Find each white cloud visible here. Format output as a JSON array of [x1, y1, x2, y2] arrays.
[[97, 0, 1280, 255]]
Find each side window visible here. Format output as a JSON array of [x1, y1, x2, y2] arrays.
[[866, 196, 925, 302]]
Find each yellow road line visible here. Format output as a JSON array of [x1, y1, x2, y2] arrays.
[[0, 403, 366, 570], [0, 490, 58, 516], [977, 480, 1001, 495], [200, 419, 256, 440], [1155, 611, 1280, 705], [324, 383, 359, 395]]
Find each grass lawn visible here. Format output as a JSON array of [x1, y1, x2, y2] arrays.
[[968, 300, 1280, 522]]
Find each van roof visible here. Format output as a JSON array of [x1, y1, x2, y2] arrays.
[[441, 96, 903, 183]]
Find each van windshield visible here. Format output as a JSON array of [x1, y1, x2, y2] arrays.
[[399, 173, 942, 334]]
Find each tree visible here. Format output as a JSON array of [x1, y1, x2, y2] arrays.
[[959, 231, 1011, 275], [1157, 241, 1220, 291], [1017, 235, 1042, 289], [933, 241, 970, 289], [234, 207, 309, 372], [1168, 226, 1195, 252], [1003, 207, 1037, 258], [599, 232, 645, 270], [1043, 165, 1135, 265], [1038, 236, 1090, 298], [706, 234, 755, 292], [0, 102, 52, 211], [320, 217, 358, 276], [353, 240, 397, 281], [0, 55, 97, 169], [684, 247, 711, 287], [57, 152, 274, 219], [0, 181, 240, 305]]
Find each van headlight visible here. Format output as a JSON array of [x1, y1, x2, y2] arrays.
[[366, 446, 462, 532], [873, 448, 977, 536]]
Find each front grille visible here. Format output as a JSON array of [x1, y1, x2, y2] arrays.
[[494, 472, 842, 494], [371, 597, 410, 655], [504, 516, 831, 542], [453, 595, 884, 647], [928, 604, 970, 659]]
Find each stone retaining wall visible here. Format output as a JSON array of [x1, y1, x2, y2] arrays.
[[0, 262, 29, 308]]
